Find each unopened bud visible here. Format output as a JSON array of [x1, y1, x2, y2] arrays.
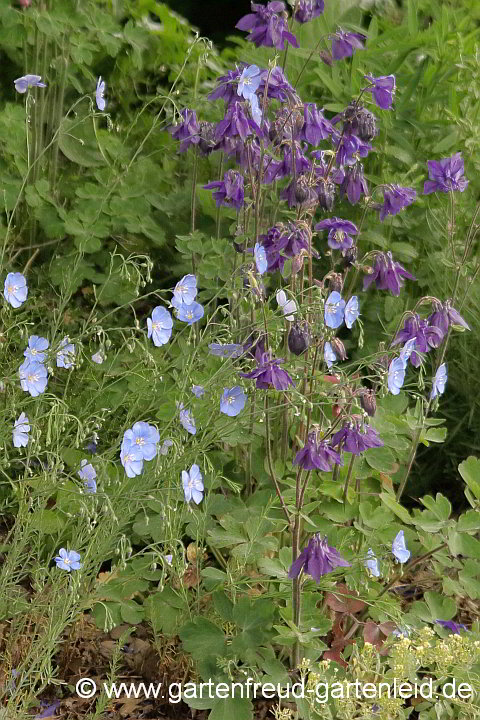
[[328, 273, 344, 293], [343, 246, 358, 268], [288, 322, 310, 356], [330, 337, 347, 360], [360, 389, 376, 417]]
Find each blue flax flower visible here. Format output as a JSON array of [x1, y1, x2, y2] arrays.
[[25, 335, 49, 362], [95, 76, 106, 111], [173, 274, 197, 306], [4, 272, 28, 308], [324, 291, 345, 329], [182, 464, 204, 504], [14, 74, 47, 93], [78, 459, 97, 493], [91, 351, 105, 364], [220, 386, 246, 417], [123, 421, 160, 461], [19, 359, 48, 397], [147, 306, 173, 347], [388, 357, 406, 395], [288, 534, 350, 582], [365, 549, 380, 577], [13, 412, 30, 448], [175, 301, 204, 324], [237, 64, 262, 100], [276, 290, 297, 321], [392, 530, 410, 563], [430, 363, 447, 399], [254, 242, 267, 275], [178, 402, 196, 435], [120, 438, 144, 477], [54, 548, 82, 572], [192, 384, 205, 398], [209, 342, 244, 358], [324, 341, 337, 369], [56, 337, 76, 369], [159, 439, 173, 456], [344, 296, 359, 329], [436, 620, 468, 634]]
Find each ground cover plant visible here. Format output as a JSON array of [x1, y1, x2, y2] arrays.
[[0, 0, 479, 719]]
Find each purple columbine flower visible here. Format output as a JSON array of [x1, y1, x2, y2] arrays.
[[363, 251, 416, 296], [436, 620, 468, 634], [258, 66, 299, 103], [14, 74, 46, 94], [324, 291, 345, 329], [333, 103, 378, 141], [388, 357, 406, 395], [25, 335, 49, 362], [265, 143, 311, 183], [424, 152, 468, 194], [240, 351, 294, 390], [168, 108, 200, 153], [288, 534, 350, 583], [300, 104, 334, 145], [392, 530, 410, 563], [427, 299, 470, 338], [293, 431, 343, 472], [379, 184, 417, 221], [209, 342, 244, 358], [95, 76, 106, 111], [215, 101, 261, 146], [331, 28, 366, 60], [391, 314, 443, 367], [208, 66, 245, 105], [220, 386, 247, 417], [294, 0, 324, 23], [331, 420, 384, 455], [204, 170, 245, 210], [340, 163, 369, 204], [335, 133, 371, 167], [364, 74, 396, 110], [236, 1, 299, 50], [315, 217, 358, 252], [431, 363, 447, 400]]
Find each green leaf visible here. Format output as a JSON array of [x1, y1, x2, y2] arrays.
[[365, 446, 397, 473], [420, 494, 451, 521], [209, 696, 253, 720], [179, 618, 226, 661], [58, 116, 105, 167], [30, 509, 65, 534], [458, 457, 480, 500], [379, 492, 413, 524], [424, 591, 456, 621]]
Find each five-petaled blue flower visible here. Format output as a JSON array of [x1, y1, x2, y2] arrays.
[[13, 412, 30, 448], [54, 548, 82, 572], [14, 74, 47, 94], [365, 548, 380, 577], [91, 351, 105, 364], [123, 421, 160, 461], [19, 359, 48, 396], [173, 274, 197, 306], [392, 530, 410, 564], [120, 438, 144, 477], [182, 464, 204, 504], [431, 363, 447, 400], [4, 272, 28, 308], [78, 459, 97, 493], [344, 296, 359, 329], [324, 341, 336, 369], [147, 306, 173, 346], [175, 301, 204, 325], [220, 386, 246, 417], [388, 357, 406, 395], [237, 64, 262, 100], [254, 242, 268, 275], [56, 337, 76, 369], [178, 402, 196, 435], [324, 291, 345, 329], [192, 384, 205, 398], [209, 342, 244, 358], [95, 76, 106, 111], [25, 335, 49, 362], [276, 289, 297, 321]]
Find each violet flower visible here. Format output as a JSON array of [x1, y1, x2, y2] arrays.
[[288, 534, 350, 583], [363, 251, 416, 296], [427, 299, 470, 338], [331, 420, 384, 455], [436, 620, 468, 634], [294, 0, 324, 23], [331, 29, 366, 60], [315, 217, 357, 252], [168, 108, 200, 152], [236, 1, 299, 50], [340, 163, 369, 204], [214, 101, 261, 146], [391, 314, 443, 367], [300, 103, 334, 145], [424, 152, 468, 194], [335, 133, 371, 167], [258, 66, 299, 103], [209, 66, 245, 105], [293, 431, 343, 471], [204, 170, 245, 210], [379, 185, 417, 221], [240, 351, 294, 390], [364, 74, 396, 110]]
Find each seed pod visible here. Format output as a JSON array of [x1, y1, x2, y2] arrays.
[[329, 273, 344, 293], [330, 337, 347, 361], [288, 321, 311, 356], [360, 389, 377, 417], [343, 246, 358, 269]]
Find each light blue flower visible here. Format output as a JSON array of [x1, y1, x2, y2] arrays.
[[364, 548, 380, 577], [276, 289, 297, 321], [178, 403, 196, 435], [95, 76, 106, 111], [13, 412, 30, 448], [387, 357, 406, 395], [192, 384, 205, 398], [91, 351, 105, 364], [164, 554, 173, 566], [14, 74, 46, 94], [123, 422, 160, 461], [19, 359, 48, 397], [392, 530, 410, 564], [54, 548, 82, 572], [159, 439, 173, 455], [147, 306, 173, 346], [176, 301, 204, 324], [182, 464, 204, 504], [324, 341, 336, 369], [120, 439, 144, 478], [249, 93, 262, 125], [4, 272, 28, 308], [24, 335, 49, 362], [220, 386, 246, 417], [237, 64, 262, 100], [399, 337, 416, 365], [344, 296, 359, 329], [208, 342, 244, 358], [324, 291, 345, 329], [431, 363, 447, 399], [173, 274, 197, 306], [78, 459, 97, 494], [56, 337, 76, 369], [254, 242, 267, 275]]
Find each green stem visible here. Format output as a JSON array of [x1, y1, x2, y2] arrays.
[[265, 395, 292, 527], [342, 454, 356, 503]]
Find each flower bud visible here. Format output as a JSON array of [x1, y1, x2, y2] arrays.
[[316, 179, 335, 211], [328, 273, 344, 293], [343, 246, 358, 269], [330, 337, 347, 361], [360, 389, 376, 417], [288, 322, 311, 356]]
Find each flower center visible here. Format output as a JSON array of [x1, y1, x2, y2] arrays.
[[28, 373, 38, 383], [135, 437, 145, 445]]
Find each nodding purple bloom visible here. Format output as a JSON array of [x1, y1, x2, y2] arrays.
[[19, 359, 48, 397], [289, 534, 350, 583], [379, 185, 417, 221], [331, 420, 384, 455], [204, 170, 245, 210], [335, 133, 371, 167], [254, 242, 268, 275], [365, 549, 380, 577], [431, 363, 447, 400], [182, 464, 204, 504], [236, 1, 299, 50], [56, 337, 76, 369], [54, 548, 82, 572], [293, 431, 343, 472], [95, 76, 106, 111], [300, 104, 334, 145], [209, 66, 245, 105], [237, 64, 262, 100], [220, 385, 247, 417], [331, 29, 366, 60], [258, 66, 299, 103], [215, 101, 261, 146], [345, 296, 360, 328], [388, 357, 406, 395], [324, 291, 345, 329], [13, 412, 30, 448], [178, 402, 196, 435], [25, 335, 49, 362], [173, 274, 197, 306], [324, 341, 337, 369], [427, 299, 470, 338], [240, 351, 294, 390], [363, 251, 416, 296], [192, 384, 205, 398], [176, 301, 204, 325], [209, 342, 244, 358], [436, 620, 468, 634], [168, 108, 200, 153], [91, 351, 105, 364], [123, 421, 160, 461], [391, 314, 443, 367], [294, 0, 324, 23], [364, 74, 395, 110], [78, 459, 97, 493], [147, 306, 173, 347], [392, 530, 410, 563], [14, 74, 47, 94], [4, 272, 28, 308], [34, 700, 61, 719], [340, 163, 369, 204], [315, 218, 357, 252], [424, 152, 468, 194], [265, 144, 311, 184]]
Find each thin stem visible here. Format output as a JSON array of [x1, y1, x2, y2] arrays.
[[190, 145, 198, 274], [265, 394, 292, 527], [342, 455, 356, 502]]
